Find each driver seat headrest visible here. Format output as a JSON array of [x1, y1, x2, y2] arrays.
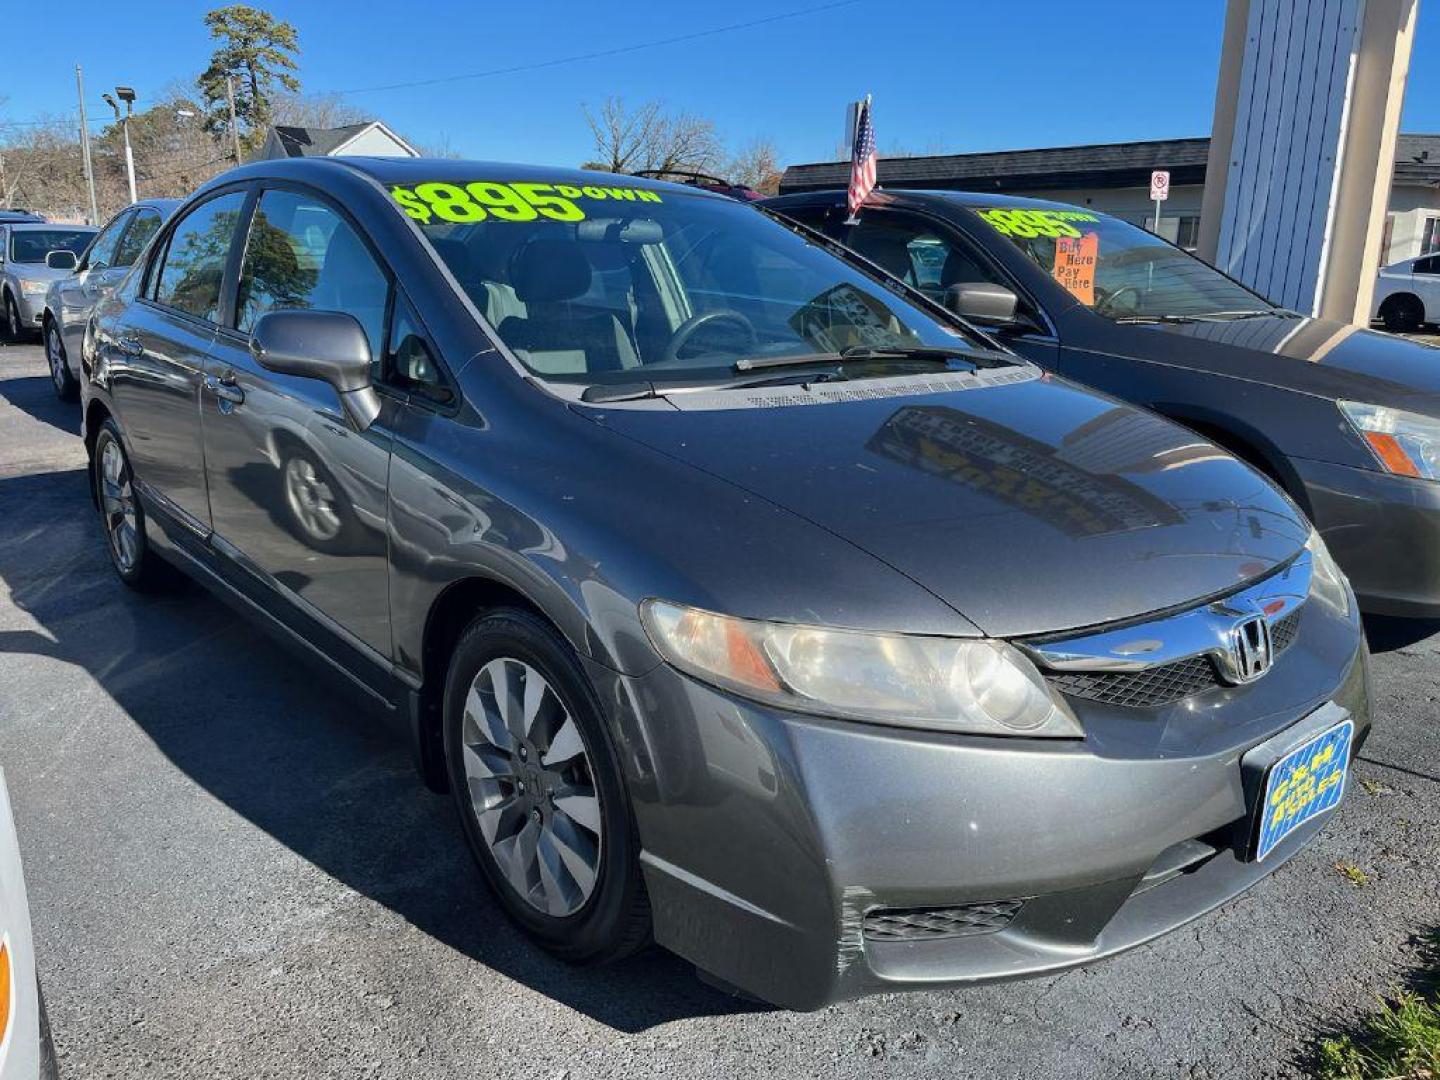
[[509, 238, 592, 304]]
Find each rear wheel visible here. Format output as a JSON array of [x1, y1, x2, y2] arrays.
[[45, 319, 78, 401], [92, 418, 170, 590], [1380, 293, 1424, 333], [443, 608, 650, 963]]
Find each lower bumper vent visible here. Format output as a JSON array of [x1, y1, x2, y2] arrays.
[[863, 899, 1024, 941]]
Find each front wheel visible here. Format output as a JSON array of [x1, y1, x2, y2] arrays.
[[1380, 294, 1424, 334], [1, 293, 22, 343], [45, 320, 78, 401], [443, 608, 650, 963]]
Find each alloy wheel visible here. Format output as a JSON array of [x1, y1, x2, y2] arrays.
[[283, 455, 342, 541], [46, 325, 65, 390], [460, 657, 603, 917], [99, 439, 139, 572]]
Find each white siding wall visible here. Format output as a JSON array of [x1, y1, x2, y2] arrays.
[[335, 127, 416, 158], [1213, 0, 1362, 311]]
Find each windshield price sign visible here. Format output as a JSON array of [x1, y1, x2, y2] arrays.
[[1053, 233, 1099, 305]]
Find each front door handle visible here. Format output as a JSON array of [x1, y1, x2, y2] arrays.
[[204, 373, 245, 406], [115, 336, 144, 358]]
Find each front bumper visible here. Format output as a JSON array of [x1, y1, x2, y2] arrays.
[[1293, 455, 1440, 617], [12, 290, 44, 329], [591, 592, 1370, 1009]]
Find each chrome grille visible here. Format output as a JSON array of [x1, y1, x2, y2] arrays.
[[863, 900, 1024, 941]]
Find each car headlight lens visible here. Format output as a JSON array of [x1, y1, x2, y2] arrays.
[[641, 600, 1082, 737], [1306, 529, 1351, 616], [19, 279, 47, 297], [1339, 400, 1440, 480]]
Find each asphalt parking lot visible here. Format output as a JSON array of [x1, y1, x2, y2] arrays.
[[0, 341, 1437, 1080]]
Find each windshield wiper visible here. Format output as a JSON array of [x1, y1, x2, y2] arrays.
[[1111, 314, 1200, 325], [1186, 310, 1279, 321], [733, 344, 1005, 372], [580, 370, 848, 403]]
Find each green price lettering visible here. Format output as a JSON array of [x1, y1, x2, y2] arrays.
[[389, 180, 662, 225]]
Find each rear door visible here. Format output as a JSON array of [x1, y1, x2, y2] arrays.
[[104, 187, 250, 533], [200, 183, 395, 657], [54, 209, 132, 357]]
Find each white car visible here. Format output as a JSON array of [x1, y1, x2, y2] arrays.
[[1373, 252, 1440, 332], [0, 771, 57, 1079]]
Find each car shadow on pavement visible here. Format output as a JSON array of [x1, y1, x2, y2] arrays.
[[1363, 613, 1440, 654], [0, 466, 765, 1033], [0, 373, 80, 438]]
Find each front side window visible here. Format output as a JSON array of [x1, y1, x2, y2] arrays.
[[968, 204, 1274, 321], [85, 212, 132, 270], [1413, 255, 1440, 276], [153, 191, 246, 322], [844, 216, 1006, 307], [113, 209, 162, 268], [235, 188, 389, 357], [8, 229, 95, 265], [400, 178, 991, 385]]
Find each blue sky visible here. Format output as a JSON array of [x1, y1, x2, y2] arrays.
[[5, 1, 1440, 166]]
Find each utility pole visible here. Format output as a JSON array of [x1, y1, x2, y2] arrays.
[[75, 65, 99, 223], [225, 76, 242, 164], [103, 89, 138, 204]]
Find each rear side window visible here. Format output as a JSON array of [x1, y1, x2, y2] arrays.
[[85, 211, 133, 271], [1414, 256, 1440, 276], [235, 188, 390, 357], [113, 209, 162, 268], [153, 191, 247, 323]]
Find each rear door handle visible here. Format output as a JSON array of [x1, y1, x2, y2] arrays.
[[116, 336, 144, 358], [204, 373, 245, 405]]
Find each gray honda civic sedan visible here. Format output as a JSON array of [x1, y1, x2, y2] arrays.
[[79, 158, 1368, 1009]]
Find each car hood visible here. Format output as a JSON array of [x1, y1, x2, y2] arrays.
[[9, 264, 69, 287], [585, 367, 1307, 638], [1086, 312, 1440, 413]]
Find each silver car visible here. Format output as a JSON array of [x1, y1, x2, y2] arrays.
[[40, 201, 178, 401], [0, 223, 96, 348], [0, 769, 59, 1079]]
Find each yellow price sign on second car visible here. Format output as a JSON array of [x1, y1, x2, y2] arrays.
[[391, 180, 663, 225]]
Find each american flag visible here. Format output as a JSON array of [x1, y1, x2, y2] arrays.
[[847, 97, 877, 220]]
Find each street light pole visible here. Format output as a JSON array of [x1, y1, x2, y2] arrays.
[[103, 89, 138, 204]]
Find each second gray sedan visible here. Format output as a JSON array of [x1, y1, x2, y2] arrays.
[[41, 200, 179, 401], [0, 222, 96, 345]]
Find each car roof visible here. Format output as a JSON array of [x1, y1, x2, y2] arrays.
[[206, 156, 725, 202], [771, 188, 1097, 214], [3, 221, 98, 231]]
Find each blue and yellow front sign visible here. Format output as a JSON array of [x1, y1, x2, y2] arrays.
[[1255, 719, 1353, 861]]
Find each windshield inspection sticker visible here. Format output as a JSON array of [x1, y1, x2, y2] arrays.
[[1053, 232, 1099, 305], [390, 181, 662, 225], [976, 207, 1099, 239]]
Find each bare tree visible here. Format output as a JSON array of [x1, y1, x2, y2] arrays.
[[270, 91, 367, 130], [582, 96, 724, 175], [728, 138, 784, 195]]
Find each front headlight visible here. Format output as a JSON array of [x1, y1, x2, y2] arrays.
[[1339, 400, 1440, 480], [1306, 529, 1351, 616], [641, 600, 1082, 738], [19, 279, 47, 297]]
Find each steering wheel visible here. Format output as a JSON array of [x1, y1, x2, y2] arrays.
[[655, 310, 757, 367], [1095, 284, 1143, 315]]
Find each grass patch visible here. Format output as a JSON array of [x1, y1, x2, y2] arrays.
[[1313, 931, 1440, 1080], [1334, 861, 1370, 887]]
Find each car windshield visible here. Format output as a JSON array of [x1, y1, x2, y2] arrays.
[[9, 229, 93, 264], [966, 205, 1275, 321], [396, 177, 993, 385]]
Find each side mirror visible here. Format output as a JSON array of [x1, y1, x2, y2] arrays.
[[46, 250, 78, 271], [249, 309, 382, 430], [945, 282, 1021, 328]]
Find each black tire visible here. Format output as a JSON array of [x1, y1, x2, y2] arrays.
[[443, 608, 650, 964], [92, 418, 172, 591], [37, 980, 60, 1080], [1, 292, 22, 343], [45, 319, 78, 401], [1380, 293, 1424, 334]]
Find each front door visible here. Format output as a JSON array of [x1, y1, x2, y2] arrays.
[[200, 185, 395, 657], [106, 189, 250, 532]]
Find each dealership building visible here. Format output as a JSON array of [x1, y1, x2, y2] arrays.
[[779, 133, 1440, 264]]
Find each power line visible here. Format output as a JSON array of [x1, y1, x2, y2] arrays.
[[328, 0, 859, 95]]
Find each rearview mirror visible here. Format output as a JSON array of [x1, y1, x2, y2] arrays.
[[945, 283, 1020, 328], [46, 250, 78, 271], [249, 309, 381, 431]]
